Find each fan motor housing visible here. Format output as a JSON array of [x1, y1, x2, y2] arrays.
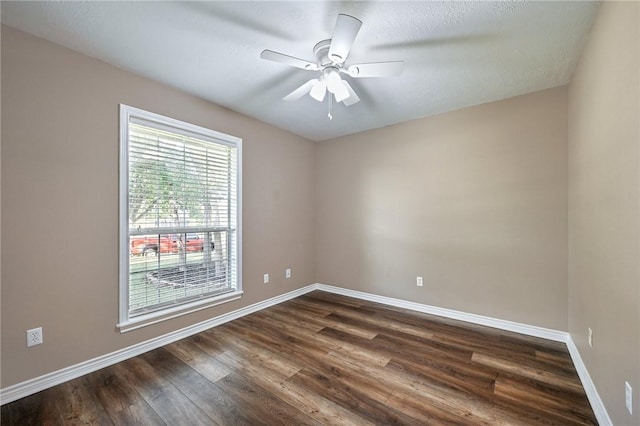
[[313, 39, 333, 67]]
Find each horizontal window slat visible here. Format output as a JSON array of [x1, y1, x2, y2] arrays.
[[129, 227, 235, 235]]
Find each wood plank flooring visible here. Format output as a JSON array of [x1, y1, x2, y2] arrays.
[[1, 291, 597, 425]]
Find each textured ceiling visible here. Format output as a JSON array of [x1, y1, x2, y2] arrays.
[[1, 1, 599, 141]]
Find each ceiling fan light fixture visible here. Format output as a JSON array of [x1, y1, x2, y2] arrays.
[[325, 68, 343, 93], [333, 84, 350, 102], [323, 68, 350, 102], [341, 80, 360, 106], [310, 80, 327, 101]]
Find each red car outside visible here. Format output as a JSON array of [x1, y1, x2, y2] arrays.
[[130, 234, 212, 256]]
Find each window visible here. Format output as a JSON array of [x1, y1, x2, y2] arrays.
[[119, 105, 242, 331]]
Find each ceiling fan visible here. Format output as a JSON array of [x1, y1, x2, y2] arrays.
[[260, 14, 404, 118]]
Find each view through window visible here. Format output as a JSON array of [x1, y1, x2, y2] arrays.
[[120, 105, 241, 329]]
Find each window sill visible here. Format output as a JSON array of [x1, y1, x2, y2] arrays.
[[117, 290, 243, 333]]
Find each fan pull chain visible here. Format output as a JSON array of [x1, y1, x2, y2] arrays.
[[328, 94, 333, 120]]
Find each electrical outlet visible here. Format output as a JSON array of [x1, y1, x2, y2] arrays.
[[263, 273, 269, 284], [26, 327, 43, 347], [416, 276, 423, 287], [626, 381, 633, 414], [285, 268, 291, 279], [588, 328, 593, 347]]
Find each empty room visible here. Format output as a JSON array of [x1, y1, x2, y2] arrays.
[[1, 1, 638, 425]]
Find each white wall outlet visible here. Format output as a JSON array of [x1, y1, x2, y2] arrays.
[[285, 268, 291, 279], [26, 327, 43, 347], [626, 381, 633, 414], [588, 328, 593, 347], [416, 276, 423, 287], [263, 273, 269, 284]]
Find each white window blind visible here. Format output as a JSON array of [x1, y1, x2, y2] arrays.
[[119, 105, 242, 330]]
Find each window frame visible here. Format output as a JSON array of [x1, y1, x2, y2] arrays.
[[118, 104, 242, 332]]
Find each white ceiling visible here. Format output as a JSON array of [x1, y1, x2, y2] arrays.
[[2, 1, 599, 141]]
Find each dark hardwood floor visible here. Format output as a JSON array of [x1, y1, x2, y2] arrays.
[[1, 291, 597, 425]]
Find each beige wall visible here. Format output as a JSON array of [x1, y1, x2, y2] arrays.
[[0, 26, 315, 388], [316, 87, 569, 330], [568, 2, 640, 425]]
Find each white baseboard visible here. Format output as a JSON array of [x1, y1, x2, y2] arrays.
[[315, 283, 612, 426], [0, 284, 317, 405], [315, 284, 568, 342], [566, 337, 612, 425], [1, 282, 612, 426]]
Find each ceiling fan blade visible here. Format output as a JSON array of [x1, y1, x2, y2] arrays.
[[347, 61, 404, 77], [260, 50, 319, 71], [328, 14, 362, 63], [341, 81, 360, 106], [309, 79, 327, 102], [283, 79, 319, 101]]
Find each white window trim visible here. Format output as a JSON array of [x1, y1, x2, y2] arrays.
[[118, 104, 243, 333]]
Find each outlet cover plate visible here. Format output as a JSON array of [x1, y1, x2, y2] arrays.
[[285, 268, 291, 279], [26, 327, 43, 347], [263, 273, 269, 284]]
